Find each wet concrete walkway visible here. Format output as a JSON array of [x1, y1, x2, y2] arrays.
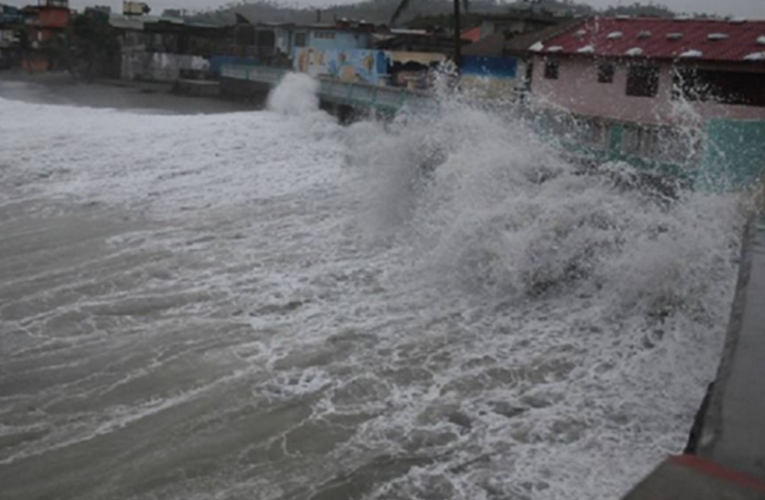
[[698, 215, 765, 481], [623, 215, 765, 499]]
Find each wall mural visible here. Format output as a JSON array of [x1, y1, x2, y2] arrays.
[[295, 48, 390, 85]]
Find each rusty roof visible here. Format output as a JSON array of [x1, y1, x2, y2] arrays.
[[537, 17, 765, 63]]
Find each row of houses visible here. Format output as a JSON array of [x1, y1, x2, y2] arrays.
[[0, 1, 566, 88], [2, 2, 764, 179], [217, 14, 765, 129], [3, 2, 764, 125]]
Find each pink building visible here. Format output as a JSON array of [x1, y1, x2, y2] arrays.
[[529, 17, 765, 126]]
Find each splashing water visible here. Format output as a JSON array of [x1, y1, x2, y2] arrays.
[[0, 74, 748, 500], [267, 72, 322, 116]]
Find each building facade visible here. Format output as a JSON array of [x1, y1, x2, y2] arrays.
[[111, 13, 225, 81], [524, 17, 765, 178], [21, 0, 71, 71], [529, 17, 765, 125]]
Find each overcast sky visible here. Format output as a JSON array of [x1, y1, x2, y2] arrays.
[[6, 0, 765, 19]]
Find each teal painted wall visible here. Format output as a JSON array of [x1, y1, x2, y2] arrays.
[[697, 120, 765, 192]]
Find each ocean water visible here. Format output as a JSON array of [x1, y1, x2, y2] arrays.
[[0, 74, 747, 500]]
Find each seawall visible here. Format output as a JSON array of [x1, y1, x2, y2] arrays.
[[622, 213, 765, 499], [695, 214, 765, 479]]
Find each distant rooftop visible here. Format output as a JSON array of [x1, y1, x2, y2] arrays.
[[538, 17, 765, 63], [463, 18, 582, 57]]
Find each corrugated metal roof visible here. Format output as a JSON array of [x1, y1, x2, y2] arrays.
[[461, 26, 482, 43], [540, 17, 765, 63], [504, 18, 585, 54]]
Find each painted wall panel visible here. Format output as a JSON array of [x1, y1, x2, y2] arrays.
[[698, 119, 765, 191], [294, 48, 389, 85], [461, 56, 518, 78], [294, 48, 444, 86]]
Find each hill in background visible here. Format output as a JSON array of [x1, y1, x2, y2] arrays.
[[184, 1, 693, 28], [184, 0, 591, 27]]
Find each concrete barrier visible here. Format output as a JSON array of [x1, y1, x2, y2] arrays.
[[694, 215, 765, 479], [622, 214, 765, 499]]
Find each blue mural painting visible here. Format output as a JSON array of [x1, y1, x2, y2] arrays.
[[461, 56, 518, 78], [295, 48, 390, 85]]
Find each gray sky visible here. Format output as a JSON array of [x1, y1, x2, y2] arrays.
[[5, 0, 765, 19]]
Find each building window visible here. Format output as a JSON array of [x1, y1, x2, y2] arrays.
[[314, 31, 336, 40], [294, 32, 306, 47], [622, 125, 661, 158], [622, 125, 699, 162], [673, 68, 765, 107], [626, 65, 659, 97], [597, 62, 614, 83], [543, 59, 559, 80]]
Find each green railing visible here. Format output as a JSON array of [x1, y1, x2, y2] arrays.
[[220, 63, 431, 113]]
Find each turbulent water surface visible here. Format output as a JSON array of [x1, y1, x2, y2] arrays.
[[0, 75, 746, 500]]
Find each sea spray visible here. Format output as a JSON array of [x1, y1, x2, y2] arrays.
[[345, 97, 743, 313], [341, 93, 745, 498], [267, 72, 321, 116]]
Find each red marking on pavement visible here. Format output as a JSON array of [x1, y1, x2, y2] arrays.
[[670, 455, 765, 494]]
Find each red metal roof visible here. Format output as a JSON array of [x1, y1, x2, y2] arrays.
[[461, 26, 482, 43], [538, 17, 765, 63]]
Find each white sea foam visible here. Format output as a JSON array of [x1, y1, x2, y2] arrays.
[[0, 77, 748, 500]]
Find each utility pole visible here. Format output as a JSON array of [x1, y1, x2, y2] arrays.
[[453, 0, 462, 71]]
